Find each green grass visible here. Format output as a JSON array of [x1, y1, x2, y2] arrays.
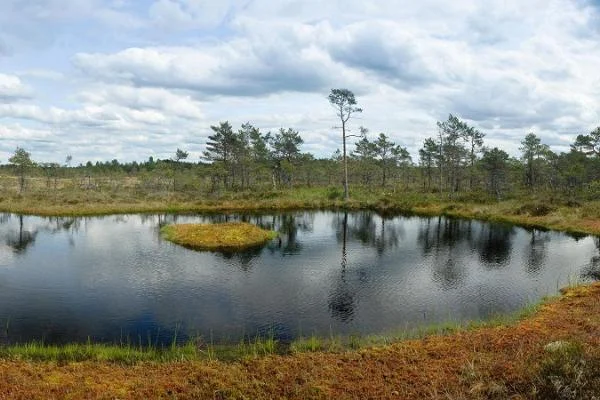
[[0, 300, 546, 364], [0, 336, 282, 364], [534, 341, 600, 399]]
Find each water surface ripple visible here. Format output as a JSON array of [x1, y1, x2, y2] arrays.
[[0, 211, 597, 345]]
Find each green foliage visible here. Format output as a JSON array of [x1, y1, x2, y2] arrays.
[[8, 147, 35, 193], [326, 186, 343, 200], [435, 114, 483, 195], [290, 335, 326, 353], [8, 147, 35, 169], [329, 88, 363, 200], [6, 118, 600, 203], [174, 148, 188, 162], [328, 88, 362, 123], [534, 341, 600, 400], [481, 147, 509, 199], [572, 126, 600, 156]]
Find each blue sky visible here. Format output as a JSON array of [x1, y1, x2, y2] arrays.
[[1, 0, 600, 164]]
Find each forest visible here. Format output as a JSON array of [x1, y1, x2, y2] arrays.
[[2, 112, 600, 205]]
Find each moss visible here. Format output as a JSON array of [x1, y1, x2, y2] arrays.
[[161, 222, 277, 251]]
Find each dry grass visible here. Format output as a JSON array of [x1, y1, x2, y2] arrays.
[[5, 176, 600, 238], [161, 222, 278, 251], [4, 180, 600, 237], [1, 284, 599, 399]]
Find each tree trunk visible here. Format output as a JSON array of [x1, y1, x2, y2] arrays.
[[342, 121, 349, 201]]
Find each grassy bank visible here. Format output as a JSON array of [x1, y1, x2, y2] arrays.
[[0, 283, 599, 399], [0, 300, 543, 365], [3, 185, 600, 236]]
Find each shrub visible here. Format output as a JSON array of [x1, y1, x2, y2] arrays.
[[534, 341, 600, 399], [515, 202, 555, 217], [326, 187, 343, 200]]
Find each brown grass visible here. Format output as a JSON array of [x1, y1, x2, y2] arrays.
[[1, 283, 599, 399]]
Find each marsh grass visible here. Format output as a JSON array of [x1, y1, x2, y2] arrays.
[[160, 222, 278, 251], [0, 336, 282, 364], [3, 182, 600, 237], [287, 299, 546, 353], [4, 175, 600, 237]]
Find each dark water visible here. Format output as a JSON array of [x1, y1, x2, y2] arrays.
[[0, 211, 598, 345]]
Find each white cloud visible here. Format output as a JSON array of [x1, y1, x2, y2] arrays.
[[149, 0, 240, 30], [2, 0, 600, 163], [71, 35, 353, 97], [77, 85, 205, 120], [0, 74, 33, 102], [16, 69, 65, 81]]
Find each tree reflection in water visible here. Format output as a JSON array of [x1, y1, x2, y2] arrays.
[[334, 211, 403, 255], [4, 215, 37, 254], [1, 211, 599, 345], [524, 229, 550, 275], [262, 213, 314, 256], [418, 217, 466, 288], [418, 217, 517, 288], [581, 237, 600, 280], [328, 212, 355, 322]]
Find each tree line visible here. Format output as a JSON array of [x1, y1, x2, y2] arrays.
[[3, 88, 600, 201]]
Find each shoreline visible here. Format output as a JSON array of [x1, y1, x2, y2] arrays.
[[2, 195, 600, 237], [0, 283, 598, 398]]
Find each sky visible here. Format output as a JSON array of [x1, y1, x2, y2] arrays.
[[1, 0, 600, 164]]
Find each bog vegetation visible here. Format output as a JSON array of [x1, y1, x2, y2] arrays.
[[161, 222, 277, 251], [2, 105, 600, 209]]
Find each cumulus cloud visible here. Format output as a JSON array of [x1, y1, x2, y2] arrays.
[[2, 0, 600, 163], [0, 74, 33, 102], [72, 38, 340, 97], [76, 85, 205, 120]]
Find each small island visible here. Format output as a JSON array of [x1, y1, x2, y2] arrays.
[[161, 222, 278, 252]]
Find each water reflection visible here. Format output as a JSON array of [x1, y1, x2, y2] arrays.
[[334, 212, 404, 255], [328, 212, 355, 322], [524, 230, 550, 274], [0, 212, 598, 345], [475, 223, 515, 267], [418, 217, 516, 266], [218, 246, 264, 272], [581, 237, 600, 280], [418, 217, 465, 256], [4, 215, 37, 253]]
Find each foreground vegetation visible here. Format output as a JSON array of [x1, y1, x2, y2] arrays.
[[1, 283, 599, 399], [161, 222, 277, 251], [0, 300, 544, 365]]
